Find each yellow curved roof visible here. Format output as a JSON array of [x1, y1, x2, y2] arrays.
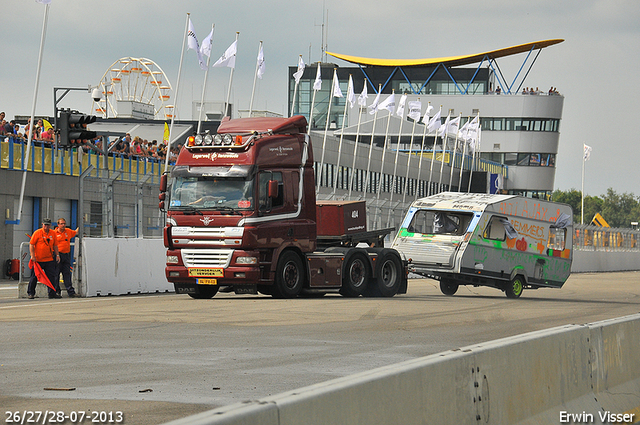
[[326, 39, 563, 67]]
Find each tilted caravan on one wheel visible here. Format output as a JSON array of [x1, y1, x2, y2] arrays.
[[391, 192, 573, 298]]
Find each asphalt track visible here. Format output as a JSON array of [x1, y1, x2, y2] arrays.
[[1, 272, 639, 424]]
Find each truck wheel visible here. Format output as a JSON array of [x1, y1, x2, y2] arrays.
[[188, 286, 219, 299], [273, 251, 304, 298], [440, 279, 459, 296], [340, 252, 370, 297], [505, 276, 524, 299], [366, 252, 402, 297]]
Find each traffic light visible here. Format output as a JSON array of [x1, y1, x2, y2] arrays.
[[57, 109, 97, 148]]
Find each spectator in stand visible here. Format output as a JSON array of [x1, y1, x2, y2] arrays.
[[113, 134, 130, 155], [495, 86, 501, 94], [0, 119, 6, 135], [40, 126, 54, 143], [131, 136, 148, 157]]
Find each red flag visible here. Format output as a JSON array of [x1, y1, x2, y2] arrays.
[[29, 259, 56, 291]]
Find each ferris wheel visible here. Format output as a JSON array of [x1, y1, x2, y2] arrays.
[[92, 57, 174, 120]]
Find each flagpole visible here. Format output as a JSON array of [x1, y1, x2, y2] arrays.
[[348, 79, 367, 200], [16, 2, 50, 224], [386, 95, 406, 227], [469, 126, 481, 193], [362, 84, 382, 203], [307, 63, 321, 136], [248, 41, 262, 117], [223, 32, 239, 118], [581, 144, 585, 225], [164, 13, 190, 174], [197, 24, 215, 134], [291, 55, 303, 117], [458, 116, 470, 191], [317, 68, 337, 194], [373, 90, 394, 229], [448, 113, 462, 191], [437, 113, 450, 193], [424, 105, 439, 199], [402, 99, 419, 205], [332, 75, 352, 197]]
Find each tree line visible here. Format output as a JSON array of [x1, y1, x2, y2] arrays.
[[552, 188, 640, 228]]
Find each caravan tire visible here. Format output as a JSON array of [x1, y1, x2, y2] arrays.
[[440, 279, 459, 296], [505, 276, 524, 299]]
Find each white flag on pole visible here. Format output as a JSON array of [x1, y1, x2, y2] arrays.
[[378, 93, 396, 114], [438, 113, 451, 137], [466, 115, 480, 142], [293, 56, 305, 84], [256, 44, 265, 79], [187, 19, 206, 70], [332, 71, 343, 98], [347, 75, 356, 108], [427, 109, 441, 133], [212, 40, 237, 68], [422, 104, 434, 123], [358, 83, 368, 107], [368, 90, 382, 115], [447, 116, 461, 136], [458, 121, 469, 140], [200, 27, 214, 58], [583, 144, 592, 161], [396, 94, 407, 118], [313, 63, 322, 90], [407, 101, 422, 121]]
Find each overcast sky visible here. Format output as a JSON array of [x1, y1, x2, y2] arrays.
[[3, 0, 639, 197]]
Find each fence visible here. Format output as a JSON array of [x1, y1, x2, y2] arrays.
[[573, 224, 639, 252]]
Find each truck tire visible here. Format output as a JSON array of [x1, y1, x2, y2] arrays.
[[366, 251, 402, 297], [505, 276, 524, 299], [273, 250, 304, 298], [188, 286, 219, 299], [340, 252, 370, 297], [440, 279, 459, 296]]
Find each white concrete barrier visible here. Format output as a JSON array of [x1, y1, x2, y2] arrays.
[[163, 314, 640, 425], [79, 238, 171, 296]]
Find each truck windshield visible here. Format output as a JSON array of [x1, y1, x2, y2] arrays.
[[169, 177, 254, 211]]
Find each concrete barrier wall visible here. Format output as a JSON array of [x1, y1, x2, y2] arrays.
[[572, 250, 640, 273], [163, 314, 640, 425], [79, 238, 171, 297]]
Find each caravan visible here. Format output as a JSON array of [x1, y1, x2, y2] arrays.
[[392, 192, 573, 298]]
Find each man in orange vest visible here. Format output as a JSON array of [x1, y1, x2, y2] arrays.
[[54, 218, 78, 297], [28, 218, 60, 299]]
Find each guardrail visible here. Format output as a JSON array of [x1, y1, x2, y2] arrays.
[[162, 313, 640, 425], [1, 135, 167, 184]]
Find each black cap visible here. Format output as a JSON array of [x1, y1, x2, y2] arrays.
[[43, 218, 52, 224]]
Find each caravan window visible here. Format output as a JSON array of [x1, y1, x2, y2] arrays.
[[548, 227, 566, 250], [483, 216, 518, 241], [407, 210, 471, 236]]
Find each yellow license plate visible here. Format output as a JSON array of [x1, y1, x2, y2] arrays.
[[198, 278, 218, 285], [188, 268, 224, 277]]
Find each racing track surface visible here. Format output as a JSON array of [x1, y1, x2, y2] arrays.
[[1, 272, 639, 424]]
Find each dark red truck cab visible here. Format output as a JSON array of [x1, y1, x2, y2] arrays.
[[160, 115, 407, 298]]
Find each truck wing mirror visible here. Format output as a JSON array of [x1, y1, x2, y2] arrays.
[[268, 180, 279, 199], [160, 173, 168, 192]]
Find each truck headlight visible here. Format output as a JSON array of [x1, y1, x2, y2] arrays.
[[235, 256, 257, 265], [166, 255, 179, 264]]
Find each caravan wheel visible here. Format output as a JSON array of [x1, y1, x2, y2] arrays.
[[440, 279, 459, 296], [505, 276, 524, 299]]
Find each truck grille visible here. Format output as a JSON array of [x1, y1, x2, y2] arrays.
[[181, 249, 234, 268]]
